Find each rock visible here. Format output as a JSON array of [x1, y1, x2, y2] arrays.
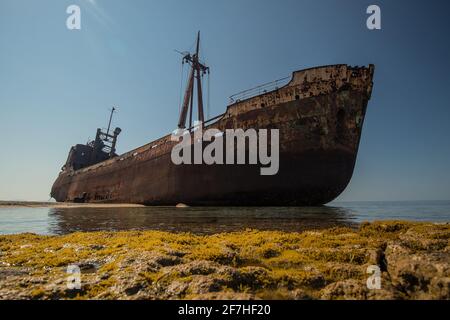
[[153, 255, 182, 267], [191, 292, 256, 300], [124, 284, 144, 296], [385, 244, 450, 299], [166, 250, 187, 258], [262, 248, 280, 259], [188, 276, 224, 294], [0, 268, 29, 278], [169, 260, 220, 276], [166, 281, 189, 297], [320, 279, 368, 300], [89, 244, 105, 251], [366, 248, 384, 266], [428, 277, 450, 299], [0, 221, 448, 300], [78, 263, 98, 273], [290, 289, 313, 300]]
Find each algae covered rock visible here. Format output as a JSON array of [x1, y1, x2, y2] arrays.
[[0, 221, 448, 300]]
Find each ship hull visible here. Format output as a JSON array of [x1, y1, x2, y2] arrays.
[[51, 65, 374, 206]]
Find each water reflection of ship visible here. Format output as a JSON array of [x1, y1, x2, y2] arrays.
[[48, 206, 357, 235]]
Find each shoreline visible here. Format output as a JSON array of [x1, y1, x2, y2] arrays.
[[0, 201, 146, 209], [0, 221, 448, 300]]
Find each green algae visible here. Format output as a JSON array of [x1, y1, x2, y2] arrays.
[[0, 221, 448, 300]]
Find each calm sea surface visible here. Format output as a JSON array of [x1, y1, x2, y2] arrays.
[[0, 201, 449, 235]]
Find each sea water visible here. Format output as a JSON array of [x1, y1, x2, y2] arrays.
[[0, 201, 449, 235]]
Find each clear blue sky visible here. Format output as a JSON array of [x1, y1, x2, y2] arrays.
[[0, 0, 449, 201]]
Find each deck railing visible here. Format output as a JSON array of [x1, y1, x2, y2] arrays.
[[229, 76, 290, 104]]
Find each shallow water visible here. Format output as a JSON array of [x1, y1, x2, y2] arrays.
[[0, 201, 449, 235]]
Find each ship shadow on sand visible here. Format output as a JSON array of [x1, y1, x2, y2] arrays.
[[47, 206, 357, 235]]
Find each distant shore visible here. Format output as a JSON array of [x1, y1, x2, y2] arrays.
[[0, 221, 448, 300], [0, 201, 146, 209]]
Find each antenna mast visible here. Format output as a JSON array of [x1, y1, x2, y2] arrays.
[[106, 107, 116, 137]]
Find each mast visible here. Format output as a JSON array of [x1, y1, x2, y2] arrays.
[[106, 107, 116, 137], [177, 32, 209, 129], [195, 34, 205, 124]]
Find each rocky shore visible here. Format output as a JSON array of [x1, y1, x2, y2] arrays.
[[0, 221, 448, 300]]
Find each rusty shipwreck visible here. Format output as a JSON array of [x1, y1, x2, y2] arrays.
[[51, 34, 375, 206]]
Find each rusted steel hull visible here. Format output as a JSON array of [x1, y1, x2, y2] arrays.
[[51, 64, 374, 206]]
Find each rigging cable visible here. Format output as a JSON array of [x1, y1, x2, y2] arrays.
[[207, 70, 210, 120], [178, 60, 185, 115]]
